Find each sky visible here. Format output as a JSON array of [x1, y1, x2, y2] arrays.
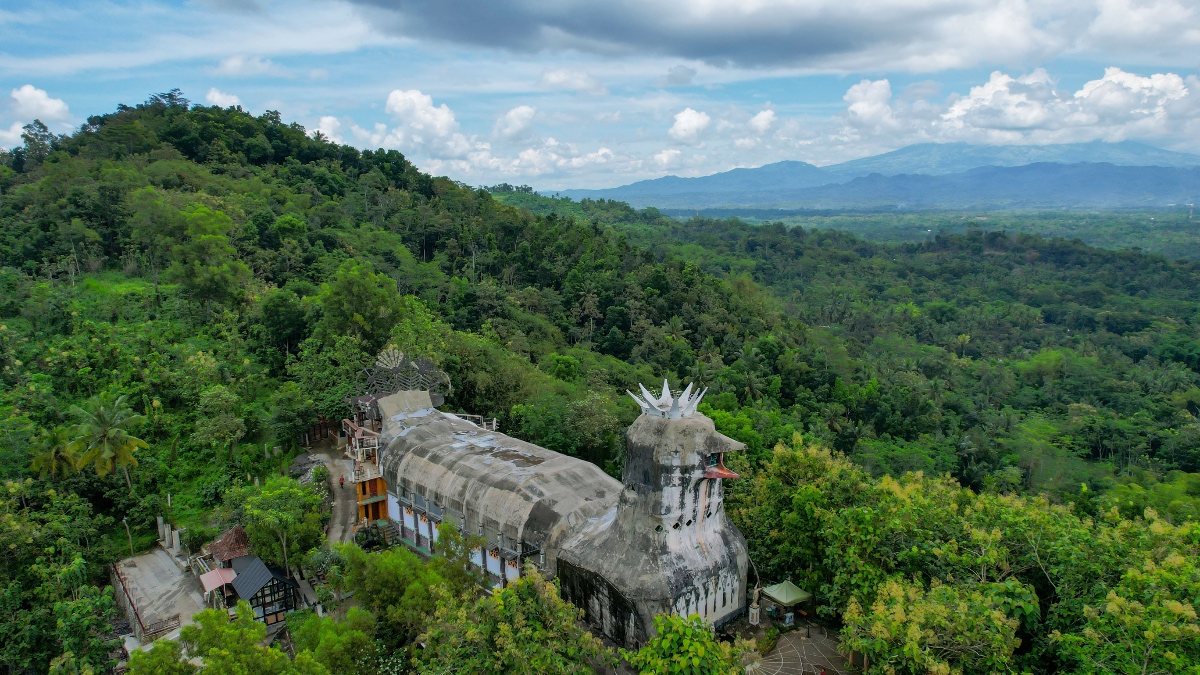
[[1, 0, 1199, 189]]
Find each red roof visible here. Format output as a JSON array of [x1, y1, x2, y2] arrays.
[[207, 526, 251, 562], [199, 567, 237, 593]]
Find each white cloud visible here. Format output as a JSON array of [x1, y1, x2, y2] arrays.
[[668, 107, 711, 143], [11, 84, 69, 121], [386, 89, 458, 138], [540, 69, 607, 95], [938, 67, 1197, 143], [943, 70, 1058, 132], [350, 121, 390, 147], [213, 54, 286, 77], [501, 138, 618, 175], [654, 148, 681, 167], [844, 79, 898, 132], [1074, 67, 1189, 125], [1086, 0, 1200, 50], [383, 89, 474, 157], [560, 146, 615, 168], [747, 109, 775, 135], [313, 115, 343, 143], [205, 88, 242, 107], [0, 121, 23, 149], [493, 105, 537, 140]]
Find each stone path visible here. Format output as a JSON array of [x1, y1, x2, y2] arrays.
[[754, 624, 851, 675]]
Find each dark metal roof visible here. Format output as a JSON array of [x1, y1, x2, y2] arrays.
[[230, 555, 296, 599]]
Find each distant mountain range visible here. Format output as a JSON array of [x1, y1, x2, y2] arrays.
[[557, 142, 1200, 210]]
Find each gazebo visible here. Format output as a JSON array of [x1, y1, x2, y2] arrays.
[[762, 580, 812, 624]]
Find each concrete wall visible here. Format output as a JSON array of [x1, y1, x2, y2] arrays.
[[558, 413, 749, 647], [375, 390, 748, 648]]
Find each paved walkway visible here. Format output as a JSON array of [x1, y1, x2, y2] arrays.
[[313, 442, 357, 543], [115, 548, 205, 649], [118, 548, 204, 627], [754, 624, 851, 675]]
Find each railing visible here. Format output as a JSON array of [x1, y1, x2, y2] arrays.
[[143, 614, 181, 640], [342, 419, 380, 461], [353, 462, 381, 483], [190, 554, 211, 577], [111, 563, 180, 643], [449, 413, 500, 431]]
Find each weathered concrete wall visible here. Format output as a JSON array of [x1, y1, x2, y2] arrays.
[[376, 389, 748, 649], [558, 412, 749, 647], [376, 392, 620, 574]]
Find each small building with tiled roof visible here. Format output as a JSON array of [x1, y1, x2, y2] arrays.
[[229, 555, 299, 625], [205, 526, 251, 566]]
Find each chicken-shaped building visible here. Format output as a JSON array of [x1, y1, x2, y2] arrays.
[[369, 380, 748, 648]]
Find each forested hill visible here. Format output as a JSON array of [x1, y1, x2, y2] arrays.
[[494, 187, 1200, 491], [3, 96, 1200, 674]]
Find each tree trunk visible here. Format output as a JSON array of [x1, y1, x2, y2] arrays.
[[152, 261, 160, 308], [280, 531, 289, 573], [122, 464, 133, 493]]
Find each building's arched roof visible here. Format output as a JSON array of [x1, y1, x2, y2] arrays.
[[376, 392, 620, 553]]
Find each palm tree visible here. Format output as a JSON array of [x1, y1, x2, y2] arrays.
[[29, 426, 79, 479], [71, 393, 148, 492], [742, 371, 762, 403], [687, 360, 715, 389], [664, 316, 689, 342]]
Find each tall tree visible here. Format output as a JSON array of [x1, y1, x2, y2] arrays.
[[1054, 549, 1200, 675], [313, 259, 403, 351], [127, 187, 185, 306], [290, 607, 378, 674], [29, 426, 78, 479], [244, 477, 322, 573], [192, 385, 245, 462], [429, 523, 488, 600], [128, 602, 329, 675], [413, 568, 613, 675], [840, 578, 1022, 675], [338, 543, 445, 648], [53, 586, 121, 674], [70, 393, 148, 491], [20, 120, 57, 167], [167, 205, 251, 312]]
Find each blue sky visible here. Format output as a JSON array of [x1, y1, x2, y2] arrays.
[[2, 0, 1199, 189]]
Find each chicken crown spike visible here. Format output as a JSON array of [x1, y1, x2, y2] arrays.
[[627, 381, 708, 419]]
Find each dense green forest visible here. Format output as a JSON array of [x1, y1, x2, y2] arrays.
[[500, 188, 1200, 259], [1, 95, 1198, 674], [494, 187, 1200, 498]]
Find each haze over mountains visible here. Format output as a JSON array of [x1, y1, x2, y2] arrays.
[[559, 142, 1200, 210]]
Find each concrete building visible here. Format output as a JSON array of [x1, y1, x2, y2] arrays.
[[557, 383, 748, 646], [371, 381, 748, 648]]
